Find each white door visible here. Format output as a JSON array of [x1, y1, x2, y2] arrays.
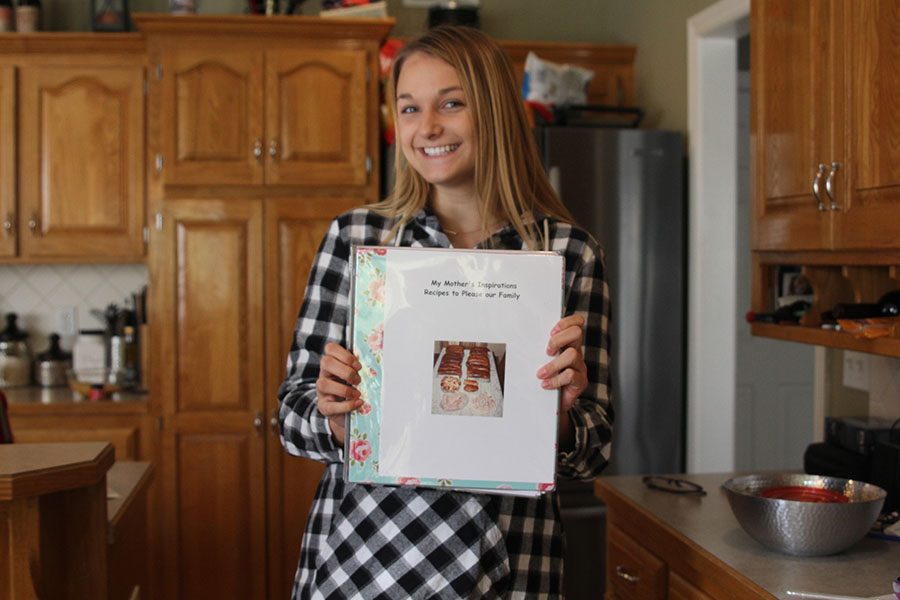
[[734, 69, 815, 470]]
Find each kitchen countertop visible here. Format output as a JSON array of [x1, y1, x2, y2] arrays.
[[3, 385, 149, 415], [596, 472, 899, 600]]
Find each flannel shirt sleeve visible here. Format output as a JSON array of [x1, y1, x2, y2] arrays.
[[277, 217, 351, 464], [557, 244, 614, 480]]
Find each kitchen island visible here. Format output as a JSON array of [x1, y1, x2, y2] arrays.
[[596, 473, 899, 600], [0, 442, 152, 599]]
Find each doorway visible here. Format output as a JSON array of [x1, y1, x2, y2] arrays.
[[687, 0, 823, 473]]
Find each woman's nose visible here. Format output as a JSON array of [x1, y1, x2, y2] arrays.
[[420, 110, 442, 137]]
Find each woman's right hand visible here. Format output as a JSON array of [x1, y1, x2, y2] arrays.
[[316, 342, 363, 446]]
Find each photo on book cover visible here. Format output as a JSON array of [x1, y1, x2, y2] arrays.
[[433, 341, 505, 418], [346, 245, 563, 496]]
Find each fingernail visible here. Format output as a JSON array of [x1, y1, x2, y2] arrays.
[[546, 346, 555, 356], [542, 379, 553, 389], [550, 325, 560, 335], [537, 367, 547, 378]]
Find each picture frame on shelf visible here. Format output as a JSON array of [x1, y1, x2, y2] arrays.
[[91, 0, 129, 31]]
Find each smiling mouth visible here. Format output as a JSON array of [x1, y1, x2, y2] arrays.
[[421, 144, 460, 157]]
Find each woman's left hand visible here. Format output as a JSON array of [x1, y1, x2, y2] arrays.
[[536, 314, 588, 413]]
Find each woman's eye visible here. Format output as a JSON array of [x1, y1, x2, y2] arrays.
[[443, 99, 464, 110], [399, 105, 417, 114]]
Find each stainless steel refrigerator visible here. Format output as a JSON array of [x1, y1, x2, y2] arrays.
[[538, 126, 686, 598]]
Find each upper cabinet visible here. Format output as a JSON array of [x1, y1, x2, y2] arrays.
[[145, 18, 373, 189], [831, 0, 900, 249], [751, 0, 900, 357], [0, 38, 146, 262], [0, 65, 14, 258], [753, 0, 900, 252]]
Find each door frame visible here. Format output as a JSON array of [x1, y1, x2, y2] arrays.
[[686, 0, 826, 472]]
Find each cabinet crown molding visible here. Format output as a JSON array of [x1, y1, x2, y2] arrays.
[[133, 13, 394, 42]]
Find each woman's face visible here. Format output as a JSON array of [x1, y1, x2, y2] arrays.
[[395, 52, 476, 197]]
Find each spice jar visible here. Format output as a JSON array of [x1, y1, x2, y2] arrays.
[[15, 0, 40, 33], [0, 313, 31, 388]]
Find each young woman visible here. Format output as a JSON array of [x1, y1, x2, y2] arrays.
[[278, 25, 613, 599]]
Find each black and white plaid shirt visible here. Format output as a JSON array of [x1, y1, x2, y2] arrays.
[[278, 205, 613, 599]]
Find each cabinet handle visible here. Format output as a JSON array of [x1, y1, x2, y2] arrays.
[[27, 212, 39, 235], [2, 212, 13, 236], [825, 162, 841, 211], [812, 163, 826, 211], [254, 411, 263, 435], [615, 565, 640, 583], [253, 139, 263, 160], [270, 408, 280, 436], [269, 139, 279, 159]]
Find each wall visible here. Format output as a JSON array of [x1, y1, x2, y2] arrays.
[[0, 265, 147, 353], [42, 0, 718, 134], [827, 350, 900, 424]]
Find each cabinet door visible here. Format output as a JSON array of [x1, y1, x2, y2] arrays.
[[156, 199, 267, 600], [0, 66, 14, 258], [18, 64, 145, 259], [607, 525, 666, 600], [264, 196, 359, 599], [669, 571, 715, 600], [752, 0, 833, 250], [833, 0, 900, 249], [265, 49, 369, 187], [161, 48, 264, 186]]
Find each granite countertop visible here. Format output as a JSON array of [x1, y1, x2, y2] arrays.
[[3, 385, 149, 415], [596, 472, 899, 600]]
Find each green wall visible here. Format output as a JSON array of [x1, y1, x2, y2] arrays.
[[41, 0, 720, 133]]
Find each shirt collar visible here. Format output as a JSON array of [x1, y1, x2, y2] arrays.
[[407, 204, 550, 250]]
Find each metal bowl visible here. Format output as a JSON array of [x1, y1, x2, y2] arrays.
[[722, 473, 886, 556]]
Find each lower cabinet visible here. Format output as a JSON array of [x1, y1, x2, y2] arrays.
[[669, 572, 715, 600], [600, 486, 773, 600], [264, 197, 357, 598], [606, 525, 719, 600], [152, 196, 360, 599], [7, 400, 158, 600], [607, 525, 666, 599]]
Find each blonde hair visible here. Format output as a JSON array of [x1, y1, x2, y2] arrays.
[[373, 26, 574, 248]]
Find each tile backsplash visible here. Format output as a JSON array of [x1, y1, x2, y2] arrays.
[[0, 264, 148, 353]]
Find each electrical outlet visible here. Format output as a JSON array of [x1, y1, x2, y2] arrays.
[[58, 306, 78, 337], [842, 350, 870, 392]]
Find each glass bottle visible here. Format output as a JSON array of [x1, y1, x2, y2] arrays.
[[0, 0, 14, 33]]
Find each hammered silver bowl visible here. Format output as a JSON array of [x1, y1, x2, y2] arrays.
[[722, 473, 886, 556]]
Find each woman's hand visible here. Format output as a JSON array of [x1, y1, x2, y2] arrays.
[[316, 342, 363, 447], [537, 315, 587, 451]]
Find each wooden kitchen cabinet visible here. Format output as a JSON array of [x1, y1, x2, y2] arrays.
[[0, 65, 14, 258], [0, 38, 147, 262], [263, 196, 359, 598], [139, 15, 393, 599], [154, 199, 267, 600], [607, 525, 666, 600], [148, 19, 372, 190], [753, 0, 900, 252], [598, 479, 775, 600], [751, 0, 900, 356]]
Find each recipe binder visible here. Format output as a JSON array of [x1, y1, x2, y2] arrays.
[[344, 245, 565, 496]]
